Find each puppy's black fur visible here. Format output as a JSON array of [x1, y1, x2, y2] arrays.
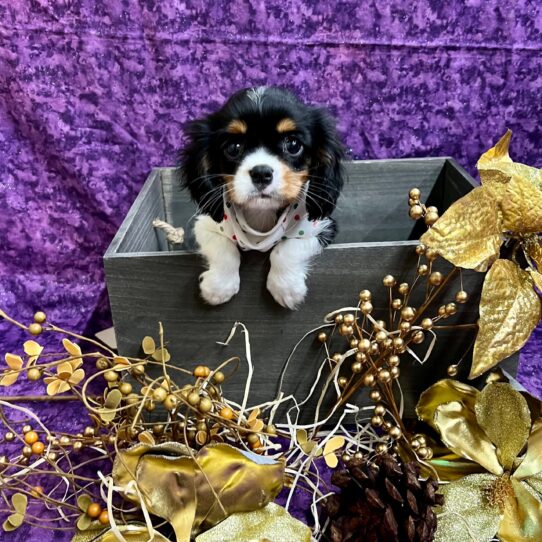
[[180, 87, 345, 245]]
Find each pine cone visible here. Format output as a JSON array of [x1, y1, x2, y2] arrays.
[[322, 453, 444, 542]]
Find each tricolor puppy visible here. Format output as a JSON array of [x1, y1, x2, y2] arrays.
[[180, 87, 345, 309]]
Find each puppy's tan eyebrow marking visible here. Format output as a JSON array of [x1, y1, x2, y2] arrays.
[[276, 118, 297, 133], [226, 119, 247, 134]]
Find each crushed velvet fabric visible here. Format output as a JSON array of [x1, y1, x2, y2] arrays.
[[0, 2, 541, 539]]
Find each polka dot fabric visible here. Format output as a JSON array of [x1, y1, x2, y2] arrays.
[[214, 185, 328, 251]]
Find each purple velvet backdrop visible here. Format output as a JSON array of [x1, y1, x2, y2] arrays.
[[1, 1, 541, 540]]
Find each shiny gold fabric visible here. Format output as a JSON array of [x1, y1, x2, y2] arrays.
[[417, 380, 542, 542], [112, 443, 284, 542], [71, 524, 170, 542]]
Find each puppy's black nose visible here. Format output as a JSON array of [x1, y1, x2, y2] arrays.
[[249, 165, 273, 189]]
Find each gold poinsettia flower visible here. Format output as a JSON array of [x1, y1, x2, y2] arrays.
[[43, 360, 85, 396], [420, 131, 542, 379], [417, 379, 542, 542]]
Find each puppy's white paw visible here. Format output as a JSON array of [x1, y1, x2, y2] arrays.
[[199, 270, 240, 305], [267, 269, 307, 310]]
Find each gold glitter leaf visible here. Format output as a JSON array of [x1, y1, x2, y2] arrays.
[[471, 260, 542, 379], [113, 356, 130, 367], [475, 383, 531, 470], [434, 473, 501, 542], [514, 419, 542, 480], [297, 429, 317, 455], [498, 478, 542, 542], [72, 524, 173, 542], [501, 175, 542, 233], [195, 502, 312, 542], [142, 336, 156, 355], [420, 187, 502, 271], [138, 431, 156, 446]]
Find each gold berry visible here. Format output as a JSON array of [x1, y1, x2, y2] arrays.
[[119, 382, 133, 395], [409, 188, 421, 199], [22, 445, 33, 458], [429, 271, 443, 286], [152, 387, 168, 403], [371, 415, 383, 427], [388, 355, 400, 367], [421, 318, 433, 330], [455, 290, 469, 303], [27, 367, 41, 381], [360, 301, 373, 314], [199, 397, 213, 413], [382, 275, 396, 288], [194, 365, 211, 378], [425, 211, 439, 225], [343, 313, 355, 325], [24, 431, 39, 445], [357, 339, 371, 352], [317, 332, 327, 343], [213, 371, 225, 384], [28, 323, 42, 336], [363, 374, 376, 387], [400, 307, 415, 321], [374, 404, 386, 416], [445, 303, 457, 315], [409, 205, 423, 220], [412, 331, 425, 344], [163, 394, 179, 411], [391, 298, 402, 310], [359, 289, 372, 302], [87, 503, 102, 519], [334, 314, 344, 324], [103, 370, 119, 382], [33, 311, 47, 324], [351, 361, 363, 373], [378, 369, 391, 383], [417, 264, 429, 276], [98, 510, 110, 525], [338, 376, 348, 388], [220, 407, 234, 420], [187, 392, 200, 406], [447, 364, 459, 377]]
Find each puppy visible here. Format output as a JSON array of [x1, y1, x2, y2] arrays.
[[180, 86, 345, 309]]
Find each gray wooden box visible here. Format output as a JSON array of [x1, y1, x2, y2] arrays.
[[104, 159, 516, 422]]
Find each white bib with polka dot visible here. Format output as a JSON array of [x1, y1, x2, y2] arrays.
[[214, 185, 329, 252]]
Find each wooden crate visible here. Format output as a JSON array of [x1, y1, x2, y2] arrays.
[[104, 159, 516, 422]]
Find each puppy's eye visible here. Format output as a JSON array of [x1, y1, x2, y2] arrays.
[[225, 142, 244, 160], [283, 136, 303, 157]]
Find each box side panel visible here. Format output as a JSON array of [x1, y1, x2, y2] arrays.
[[105, 170, 165, 257], [105, 244, 507, 421]]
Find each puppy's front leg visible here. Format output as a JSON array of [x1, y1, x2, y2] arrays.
[[195, 216, 241, 305], [267, 237, 322, 310]]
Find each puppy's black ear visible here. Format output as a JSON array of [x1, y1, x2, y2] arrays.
[[179, 118, 224, 222], [306, 108, 345, 220]]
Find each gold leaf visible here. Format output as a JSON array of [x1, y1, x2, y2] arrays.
[[11, 493, 27, 515], [5, 353, 23, 371], [501, 175, 542, 233], [530, 269, 542, 293], [526, 238, 542, 270], [113, 356, 130, 367], [323, 436, 346, 468], [420, 187, 502, 271], [416, 379, 479, 430], [151, 347, 171, 362], [23, 340, 43, 357], [77, 494, 93, 511], [471, 260, 542, 379], [434, 401, 503, 476], [3, 513, 23, 531], [477, 130, 542, 198], [434, 473, 501, 542], [0, 372, 18, 387], [499, 479, 542, 542], [513, 419, 542, 480], [474, 383, 531, 470], [104, 389, 122, 409], [296, 429, 317, 455], [195, 502, 312, 542], [76, 513, 92, 531], [62, 338, 82, 357], [142, 336, 156, 355]]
